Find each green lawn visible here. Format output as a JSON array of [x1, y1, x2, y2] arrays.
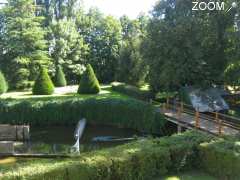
[[156, 171, 216, 180], [0, 85, 131, 102]]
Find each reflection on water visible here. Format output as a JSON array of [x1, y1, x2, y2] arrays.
[[14, 125, 140, 154]]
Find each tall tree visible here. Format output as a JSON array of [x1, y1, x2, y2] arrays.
[[117, 15, 149, 86], [2, 0, 51, 89], [49, 19, 89, 84], [76, 8, 122, 83], [143, 0, 237, 92]]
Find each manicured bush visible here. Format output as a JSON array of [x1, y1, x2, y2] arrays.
[[32, 67, 55, 95], [54, 65, 67, 87], [111, 82, 152, 100], [0, 97, 166, 134], [199, 139, 240, 180], [1, 131, 213, 180], [78, 64, 100, 94], [0, 71, 8, 95]]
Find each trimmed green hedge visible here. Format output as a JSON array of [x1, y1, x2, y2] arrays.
[[111, 82, 152, 101], [78, 64, 100, 94], [32, 67, 55, 95], [1, 131, 214, 180], [0, 98, 165, 134], [199, 139, 240, 180], [54, 65, 67, 87]]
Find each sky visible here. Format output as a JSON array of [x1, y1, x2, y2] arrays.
[[83, 0, 157, 19], [0, 0, 157, 19]]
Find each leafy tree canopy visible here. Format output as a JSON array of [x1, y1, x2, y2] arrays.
[[143, 0, 238, 92]]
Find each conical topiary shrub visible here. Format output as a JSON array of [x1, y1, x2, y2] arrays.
[[78, 64, 101, 94], [0, 71, 8, 95], [54, 65, 67, 87], [32, 67, 55, 95]]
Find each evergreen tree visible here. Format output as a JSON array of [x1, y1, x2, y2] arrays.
[[78, 64, 100, 94], [32, 67, 55, 95], [0, 71, 8, 95], [2, 0, 51, 89], [54, 65, 67, 87]]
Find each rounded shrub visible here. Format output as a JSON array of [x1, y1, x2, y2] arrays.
[[32, 67, 55, 95], [78, 64, 101, 94], [54, 65, 67, 87], [0, 71, 8, 95]]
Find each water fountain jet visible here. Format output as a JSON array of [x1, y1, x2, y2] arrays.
[[71, 119, 87, 154]]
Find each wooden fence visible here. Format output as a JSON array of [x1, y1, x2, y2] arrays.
[[159, 99, 240, 136]]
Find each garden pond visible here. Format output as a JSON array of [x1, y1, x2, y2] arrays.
[[14, 125, 141, 154]]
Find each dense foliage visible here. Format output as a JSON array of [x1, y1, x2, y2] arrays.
[[116, 15, 148, 86], [0, 71, 7, 94], [0, 0, 240, 92], [0, 0, 51, 89], [0, 1, 148, 88], [49, 19, 89, 84], [0, 131, 214, 179], [76, 9, 122, 83], [32, 67, 55, 95], [0, 97, 165, 134], [54, 65, 67, 87], [78, 64, 100, 94], [142, 0, 240, 92]]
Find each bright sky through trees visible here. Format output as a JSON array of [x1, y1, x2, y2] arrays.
[[84, 0, 157, 18], [0, 0, 157, 18]]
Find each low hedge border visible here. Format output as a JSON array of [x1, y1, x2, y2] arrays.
[[0, 97, 166, 134], [199, 138, 240, 180], [1, 131, 214, 180]]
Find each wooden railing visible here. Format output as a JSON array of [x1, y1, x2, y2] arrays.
[[158, 98, 240, 136]]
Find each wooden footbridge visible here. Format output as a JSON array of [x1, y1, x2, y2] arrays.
[[158, 99, 240, 136]]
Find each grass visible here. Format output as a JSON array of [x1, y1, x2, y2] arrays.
[[0, 85, 131, 103], [156, 171, 217, 180]]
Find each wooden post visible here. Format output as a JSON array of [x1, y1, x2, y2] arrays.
[[166, 98, 169, 109], [177, 103, 182, 120], [181, 102, 184, 113], [195, 110, 200, 128], [215, 112, 223, 136], [218, 120, 223, 136], [162, 103, 166, 113], [215, 112, 219, 122], [177, 125, 182, 134]]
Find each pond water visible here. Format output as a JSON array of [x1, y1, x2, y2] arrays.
[[14, 125, 141, 154]]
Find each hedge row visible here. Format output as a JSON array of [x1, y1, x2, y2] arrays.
[[111, 82, 152, 101], [199, 138, 240, 180], [1, 131, 214, 180], [0, 97, 165, 134]]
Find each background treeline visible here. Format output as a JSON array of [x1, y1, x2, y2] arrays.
[[0, 0, 240, 93], [0, 0, 148, 89]]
